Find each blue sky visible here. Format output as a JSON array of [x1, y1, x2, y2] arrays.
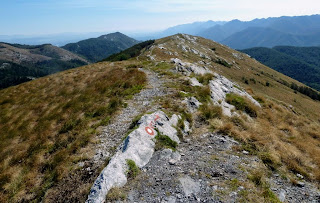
[[1, 0, 320, 35]]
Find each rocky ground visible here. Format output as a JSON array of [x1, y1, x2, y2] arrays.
[[121, 132, 320, 203]]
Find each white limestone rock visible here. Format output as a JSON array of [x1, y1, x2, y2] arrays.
[[209, 74, 260, 116], [189, 77, 203, 87], [183, 120, 191, 134], [86, 111, 180, 203], [182, 97, 202, 113], [171, 58, 213, 76], [179, 176, 201, 196]]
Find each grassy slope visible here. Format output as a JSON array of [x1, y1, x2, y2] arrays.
[[144, 35, 320, 190], [0, 62, 146, 202]]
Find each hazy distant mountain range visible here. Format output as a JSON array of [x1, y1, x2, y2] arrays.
[[135, 14, 320, 49], [241, 46, 320, 91], [1, 14, 319, 49]]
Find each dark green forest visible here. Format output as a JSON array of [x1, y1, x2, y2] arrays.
[[241, 46, 320, 91], [0, 59, 86, 89], [103, 40, 155, 62]]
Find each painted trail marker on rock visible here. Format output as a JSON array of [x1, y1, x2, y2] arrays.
[[86, 111, 180, 203]]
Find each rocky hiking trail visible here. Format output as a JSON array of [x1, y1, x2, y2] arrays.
[[46, 66, 171, 202], [91, 67, 169, 167], [84, 64, 320, 202]]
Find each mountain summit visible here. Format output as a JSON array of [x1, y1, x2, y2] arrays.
[[62, 32, 139, 63], [1, 34, 320, 202]]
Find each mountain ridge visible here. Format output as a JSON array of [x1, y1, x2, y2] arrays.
[[1, 34, 320, 202], [199, 14, 320, 48]]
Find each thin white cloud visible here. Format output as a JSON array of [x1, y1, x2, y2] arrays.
[[20, 0, 320, 17]]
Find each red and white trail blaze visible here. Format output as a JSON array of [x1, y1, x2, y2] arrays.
[[145, 115, 160, 136]]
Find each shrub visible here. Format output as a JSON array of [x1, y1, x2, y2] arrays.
[[266, 81, 270, 87], [215, 58, 232, 68], [225, 93, 258, 117]]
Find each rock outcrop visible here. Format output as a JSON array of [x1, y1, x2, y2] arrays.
[[209, 74, 261, 116], [86, 111, 180, 203]]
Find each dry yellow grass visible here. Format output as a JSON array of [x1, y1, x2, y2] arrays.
[[0, 62, 146, 202], [217, 98, 320, 182]]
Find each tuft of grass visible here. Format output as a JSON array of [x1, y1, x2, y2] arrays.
[[129, 114, 144, 129], [197, 73, 215, 85], [106, 187, 127, 201], [282, 155, 308, 178], [199, 103, 222, 120], [195, 86, 211, 103], [262, 187, 281, 203], [225, 93, 258, 117], [248, 170, 264, 186], [229, 178, 240, 191], [155, 132, 178, 151], [126, 159, 140, 179], [259, 152, 280, 171], [253, 95, 265, 105]]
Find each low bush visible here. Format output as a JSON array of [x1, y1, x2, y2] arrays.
[[215, 58, 232, 68]]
